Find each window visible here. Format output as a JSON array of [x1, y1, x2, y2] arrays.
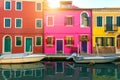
[[4, 0, 11, 10], [97, 16, 102, 27], [47, 16, 54, 26], [16, 1, 22, 10], [15, 18, 22, 28], [96, 37, 104, 46], [15, 36, 22, 46], [65, 16, 73, 26], [106, 37, 114, 46], [61, 4, 71, 8], [116, 16, 120, 26], [35, 36, 42, 46], [4, 18, 11, 28], [36, 2, 42, 11], [36, 19, 42, 28], [81, 12, 89, 27], [46, 36, 54, 46], [65, 36, 74, 46]]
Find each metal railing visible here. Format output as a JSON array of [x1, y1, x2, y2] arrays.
[[104, 24, 118, 32]]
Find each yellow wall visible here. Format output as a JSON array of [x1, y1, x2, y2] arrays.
[[92, 9, 120, 47]]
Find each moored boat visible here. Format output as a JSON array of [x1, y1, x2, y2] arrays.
[[67, 53, 118, 63], [0, 53, 46, 64]]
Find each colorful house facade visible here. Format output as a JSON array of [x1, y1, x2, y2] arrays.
[[92, 8, 120, 54], [0, 0, 46, 54], [44, 1, 92, 54]]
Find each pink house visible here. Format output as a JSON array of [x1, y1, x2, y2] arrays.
[[44, 1, 92, 54]]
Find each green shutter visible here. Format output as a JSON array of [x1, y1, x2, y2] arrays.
[[36, 37, 41, 45], [117, 16, 120, 26], [97, 16, 102, 27], [16, 19, 21, 28], [101, 37, 104, 46], [106, 37, 108, 46], [111, 37, 114, 46], [95, 37, 98, 46], [87, 17, 90, 26], [16, 37, 21, 46]]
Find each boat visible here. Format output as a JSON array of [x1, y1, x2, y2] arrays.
[[0, 53, 46, 64], [67, 53, 118, 63]]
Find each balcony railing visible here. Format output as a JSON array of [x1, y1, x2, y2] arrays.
[[104, 24, 118, 32]]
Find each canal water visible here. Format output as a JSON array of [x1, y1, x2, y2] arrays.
[[0, 61, 119, 80]]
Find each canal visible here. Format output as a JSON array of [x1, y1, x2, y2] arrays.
[[0, 61, 119, 80]]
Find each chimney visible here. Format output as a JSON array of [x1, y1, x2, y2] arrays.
[[60, 0, 72, 8]]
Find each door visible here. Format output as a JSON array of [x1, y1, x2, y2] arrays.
[[106, 16, 113, 31], [81, 41, 87, 53], [25, 38, 32, 53], [117, 38, 120, 49], [56, 40, 63, 53], [4, 36, 11, 53]]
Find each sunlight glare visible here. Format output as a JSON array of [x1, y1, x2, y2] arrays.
[[48, 0, 60, 8]]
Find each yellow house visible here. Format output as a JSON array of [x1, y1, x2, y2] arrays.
[[92, 8, 120, 54]]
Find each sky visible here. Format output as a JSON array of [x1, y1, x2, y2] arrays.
[[47, 0, 120, 8]]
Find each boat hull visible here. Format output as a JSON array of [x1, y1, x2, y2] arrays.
[[73, 56, 118, 63], [0, 54, 45, 64]]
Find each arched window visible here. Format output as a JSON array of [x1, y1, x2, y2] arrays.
[[81, 12, 89, 27]]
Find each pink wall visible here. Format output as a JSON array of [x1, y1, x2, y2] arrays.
[[44, 9, 92, 54]]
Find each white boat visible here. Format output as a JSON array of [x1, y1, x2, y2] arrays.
[[0, 53, 46, 64], [67, 53, 118, 63]]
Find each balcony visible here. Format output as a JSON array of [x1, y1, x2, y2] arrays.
[[104, 24, 118, 32]]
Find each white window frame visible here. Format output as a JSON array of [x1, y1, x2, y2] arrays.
[[4, 18, 11, 28], [15, 18, 22, 28], [46, 16, 54, 27], [46, 36, 54, 46], [65, 16, 73, 27], [80, 11, 90, 28], [35, 18, 42, 29], [35, 2, 42, 12], [35, 36, 42, 46], [4, 0, 11, 10], [65, 36, 74, 46], [15, 36, 22, 47], [15, 1, 22, 11], [96, 16, 103, 27]]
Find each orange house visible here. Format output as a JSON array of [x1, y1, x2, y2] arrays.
[[0, 0, 45, 54]]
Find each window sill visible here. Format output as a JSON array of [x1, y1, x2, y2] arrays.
[[66, 45, 73, 47], [47, 45, 54, 47]]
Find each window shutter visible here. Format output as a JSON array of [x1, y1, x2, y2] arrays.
[[46, 37, 48, 44], [96, 37, 98, 46], [111, 37, 114, 46], [64, 17, 67, 25], [72, 37, 74, 45], [87, 17, 90, 26], [53, 37, 55, 45], [64, 37, 67, 45], [101, 37, 104, 46], [72, 16, 74, 26], [106, 38, 108, 46]]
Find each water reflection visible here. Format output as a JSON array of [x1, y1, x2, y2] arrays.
[[0, 62, 120, 80]]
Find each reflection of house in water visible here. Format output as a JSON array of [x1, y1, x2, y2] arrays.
[[93, 64, 117, 80], [117, 65, 120, 80], [0, 63, 45, 80], [43, 62, 92, 80]]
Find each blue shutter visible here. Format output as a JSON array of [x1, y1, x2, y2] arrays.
[[17, 2, 21, 10], [6, 1, 10, 9]]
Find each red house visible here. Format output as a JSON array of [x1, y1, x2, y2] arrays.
[[0, 0, 46, 54]]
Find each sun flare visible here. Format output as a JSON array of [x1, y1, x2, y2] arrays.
[[48, 0, 60, 8]]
